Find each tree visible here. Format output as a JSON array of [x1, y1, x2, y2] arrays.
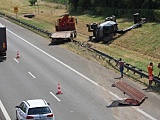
[[69, 0, 79, 10], [68, 0, 160, 12], [78, 0, 91, 10]]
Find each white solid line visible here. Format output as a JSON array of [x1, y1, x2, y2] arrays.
[[0, 100, 11, 120], [133, 107, 157, 120], [14, 58, 19, 63], [28, 72, 36, 78], [7, 29, 157, 120], [50, 92, 61, 102]]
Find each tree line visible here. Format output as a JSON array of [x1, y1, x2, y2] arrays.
[[42, 0, 160, 21], [43, 0, 160, 9], [68, 0, 160, 10]]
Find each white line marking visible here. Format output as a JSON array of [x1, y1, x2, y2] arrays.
[[0, 100, 11, 120], [133, 107, 157, 120], [28, 72, 36, 78], [50, 92, 61, 102], [108, 91, 122, 100], [7, 29, 157, 120], [14, 58, 19, 63]]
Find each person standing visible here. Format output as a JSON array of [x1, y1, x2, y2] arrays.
[[118, 58, 124, 78], [158, 63, 160, 77], [147, 62, 153, 89]]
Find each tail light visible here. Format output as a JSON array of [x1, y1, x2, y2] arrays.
[[26, 115, 34, 119], [47, 113, 54, 117], [3, 42, 6, 48]]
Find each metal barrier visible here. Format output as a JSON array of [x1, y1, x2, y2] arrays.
[[0, 12, 52, 37], [91, 47, 160, 84], [72, 40, 160, 84]]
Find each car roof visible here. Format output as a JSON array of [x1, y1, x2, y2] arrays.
[[24, 99, 49, 108]]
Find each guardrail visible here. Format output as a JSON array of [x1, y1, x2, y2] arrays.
[[0, 12, 52, 37], [1, 12, 159, 84], [72, 40, 160, 84]]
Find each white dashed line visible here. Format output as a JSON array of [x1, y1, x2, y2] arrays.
[[28, 72, 36, 78], [0, 100, 11, 120], [7, 29, 157, 120], [50, 92, 61, 102], [14, 58, 19, 63]]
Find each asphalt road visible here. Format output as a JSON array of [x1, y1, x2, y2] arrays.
[[0, 17, 160, 120]]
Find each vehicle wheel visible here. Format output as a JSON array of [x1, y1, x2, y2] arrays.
[[16, 111, 18, 120], [89, 36, 93, 41], [74, 32, 77, 38]]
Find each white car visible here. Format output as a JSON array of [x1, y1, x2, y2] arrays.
[[15, 99, 55, 120]]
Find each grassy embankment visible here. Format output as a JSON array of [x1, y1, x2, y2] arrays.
[[0, 0, 160, 89]]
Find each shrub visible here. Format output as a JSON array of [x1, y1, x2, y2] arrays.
[[29, 0, 37, 6]]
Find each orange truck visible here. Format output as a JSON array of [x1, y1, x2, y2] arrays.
[[51, 14, 77, 44], [0, 23, 7, 60]]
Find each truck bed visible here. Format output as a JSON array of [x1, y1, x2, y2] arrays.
[[51, 31, 75, 39], [51, 30, 76, 43]]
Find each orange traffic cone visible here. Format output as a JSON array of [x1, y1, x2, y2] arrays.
[[56, 83, 63, 95], [16, 51, 20, 58]]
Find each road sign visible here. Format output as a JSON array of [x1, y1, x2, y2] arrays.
[[14, 7, 18, 13]]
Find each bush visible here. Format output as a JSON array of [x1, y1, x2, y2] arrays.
[[29, 0, 37, 6], [154, 9, 160, 22]]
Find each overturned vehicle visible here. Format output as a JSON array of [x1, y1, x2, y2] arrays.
[[86, 16, 118, 42], [86, 13, 146, 43]]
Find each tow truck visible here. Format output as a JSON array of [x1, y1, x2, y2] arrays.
[[51, 14, 77, 44]]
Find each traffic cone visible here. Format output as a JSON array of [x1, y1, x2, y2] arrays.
[[16, 51, 20, 58], [56, 83, 63, 95]]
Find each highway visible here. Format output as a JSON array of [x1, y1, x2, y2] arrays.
[[0, 17, 160, 120]]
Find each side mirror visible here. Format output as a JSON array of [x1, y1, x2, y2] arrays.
[[47, 103, 50, 105], [15, 106, 20, 108]]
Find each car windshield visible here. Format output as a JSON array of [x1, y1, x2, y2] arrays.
[[28, 107, 51, 115]]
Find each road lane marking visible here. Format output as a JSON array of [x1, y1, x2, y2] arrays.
[[134, 107, 157, 120], [14, 58, 19, 63], [108, 91, 122, 100], [0, 100, 11, 120], [50, 92, 61, 102], [28, 72, 36, 78], [7, 29, 157, 120]]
